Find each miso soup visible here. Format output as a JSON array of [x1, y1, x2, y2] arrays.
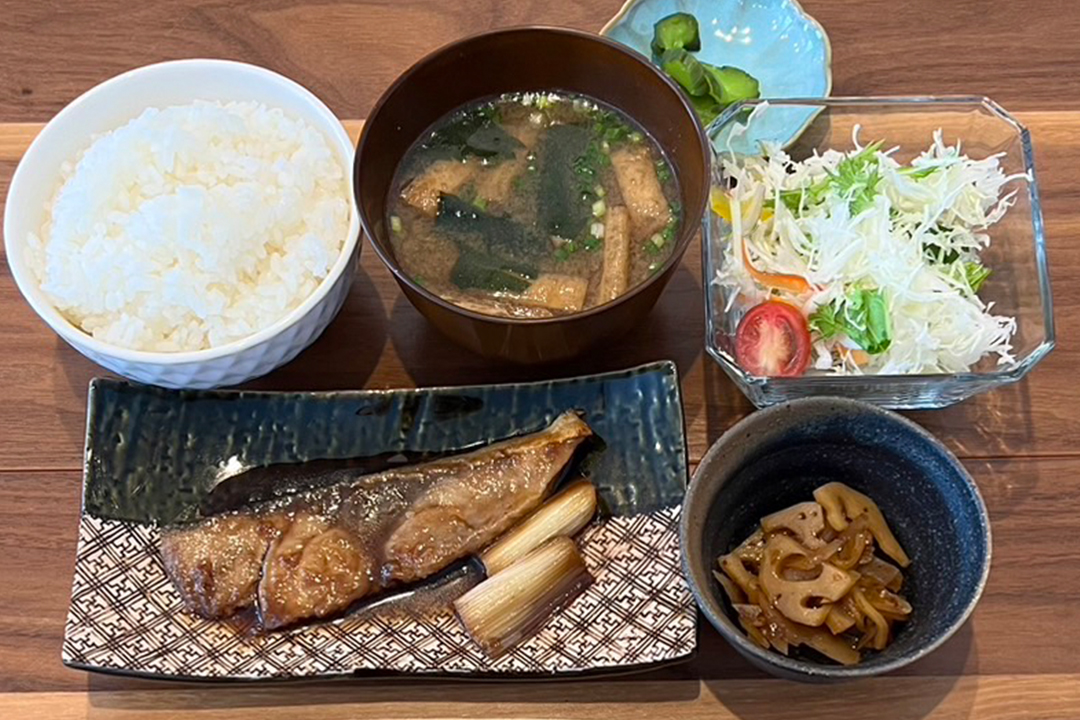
[[387, 92, 681, 319]]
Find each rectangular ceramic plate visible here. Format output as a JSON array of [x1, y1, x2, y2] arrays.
[[62, 361, 695, 681]]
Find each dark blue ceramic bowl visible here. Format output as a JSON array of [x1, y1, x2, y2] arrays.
[[681, 397, 991, 681]]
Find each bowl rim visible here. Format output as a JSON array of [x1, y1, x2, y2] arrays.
[[680, 396, 993, 678], [3, 58, 361, 365], [703, 95, 1055, 388], [354, 25, 711, 326]]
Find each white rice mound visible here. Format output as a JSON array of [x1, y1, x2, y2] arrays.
[[25, 100, 350, 352]]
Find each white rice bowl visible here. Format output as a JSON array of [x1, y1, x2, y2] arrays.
[[25, 100, 350, 353]]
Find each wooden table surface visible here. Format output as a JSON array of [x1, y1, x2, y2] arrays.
[[2, 1, 1079, 718]]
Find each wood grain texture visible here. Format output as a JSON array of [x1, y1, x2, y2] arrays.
[[4, 674, 1080, 720], [1, 114, 1078, 471], [4, 0, 1080, 123], [1, 2, 1079, 718]]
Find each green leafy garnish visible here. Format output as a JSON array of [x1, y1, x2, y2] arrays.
[[924, 242, 961, 265], [590, 109, 632, 145], [965, 262, 992, 293], [809, 288, 892, 355], [779, 189, 808, 212], [808, 302, 844, 339], [828, 142, 883, 215], [901, 166, 938, 180], [764, 181, 832, 214]]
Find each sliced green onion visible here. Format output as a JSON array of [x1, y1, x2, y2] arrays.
[[656, 160, 673, 184], [591, 199, 606, 217], [594, 184, 606, 198], [390, 215, 402, 233]]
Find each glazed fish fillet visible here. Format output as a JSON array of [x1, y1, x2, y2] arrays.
[[160, 412, 592, 629]]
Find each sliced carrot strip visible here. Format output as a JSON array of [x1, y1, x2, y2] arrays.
[[841, 348, 871, 366], [741, 242, 812, 295]]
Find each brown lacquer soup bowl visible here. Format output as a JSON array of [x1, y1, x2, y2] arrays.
[[354, 27, 710, 363]]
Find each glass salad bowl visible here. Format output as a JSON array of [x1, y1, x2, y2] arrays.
[[703, 97, 1054, 409]]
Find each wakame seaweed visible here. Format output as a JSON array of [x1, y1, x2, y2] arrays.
[[451, 248, 537, 293], [421, 103, 520, 162], [465, 124, 524, 160], [538, 124, 592, 239], [437, 194, 539, 259]]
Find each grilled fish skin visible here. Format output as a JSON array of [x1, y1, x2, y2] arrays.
[[160, 411, 593, 629]]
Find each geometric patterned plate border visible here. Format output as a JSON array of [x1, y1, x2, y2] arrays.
[[63, 362, 697, 680]]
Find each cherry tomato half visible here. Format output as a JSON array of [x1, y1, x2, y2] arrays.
[[734, 301, 811, 378]]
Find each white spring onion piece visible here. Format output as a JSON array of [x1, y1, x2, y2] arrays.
[[480, 480, 598, 575], [592, 199, 607, 217], [590, 222, 605, 239], [455, 537, 593, 657]]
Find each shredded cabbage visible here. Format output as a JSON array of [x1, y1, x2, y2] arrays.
[[715, 127, 1026, 375]]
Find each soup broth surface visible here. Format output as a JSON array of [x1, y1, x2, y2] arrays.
[[388, 92, 681, 319]]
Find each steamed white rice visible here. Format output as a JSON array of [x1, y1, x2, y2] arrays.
[[26, 100, 350, 352]]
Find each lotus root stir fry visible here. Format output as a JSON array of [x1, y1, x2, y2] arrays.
[[715, 482, 912, 665]]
